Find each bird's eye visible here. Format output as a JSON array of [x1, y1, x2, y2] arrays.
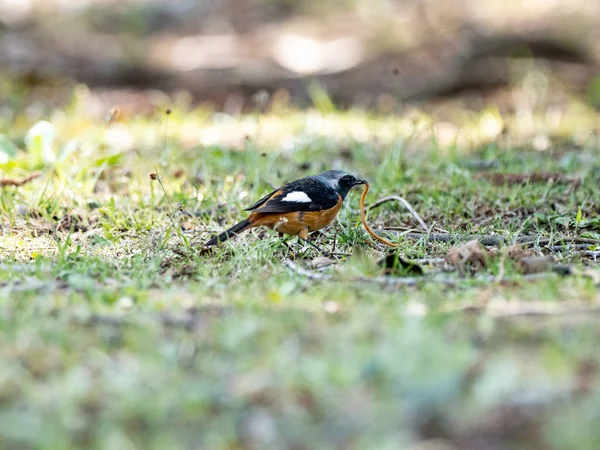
[[342, 175, 352, 182]]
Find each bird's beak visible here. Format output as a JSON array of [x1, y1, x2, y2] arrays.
[[353, 179, 368, 186]]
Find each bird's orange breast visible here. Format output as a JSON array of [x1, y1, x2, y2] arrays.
[[248, 195, 343, 236]]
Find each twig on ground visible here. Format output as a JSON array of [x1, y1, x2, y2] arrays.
[[582, 251, 600, 260], [283, 259, 332, 281], [369, 196, 429, 232], [152, 166, 191, 249], [0, 172, 41, 187], [549, 244, 594, 252], [382, 226, 414, 231], [331, 225, 338, 254], [388, 232, 600, 247], [397, 232, 508, 246]]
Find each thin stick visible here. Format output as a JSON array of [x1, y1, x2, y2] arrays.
[[582, 251, 600, 260], [549, 244, 595, 252], [153, 166, 191, 249], [368, 195, 430, 232], [299, 237, 331, 257], [283, 259, 332, 281], [393, 232, 508, 246], [533, 237, 600, 246], [385, 232, 600, 247], [0, 172, 40, 187], [331, 225, 338, 254]]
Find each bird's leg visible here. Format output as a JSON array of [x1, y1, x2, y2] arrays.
[[299, 237, 330, 257], [311, 226, 350, 258], [312, 230, 327, 243], [277, 232, 294, 255], [298, 228, 330, 257], [331, 225, 338, 254]]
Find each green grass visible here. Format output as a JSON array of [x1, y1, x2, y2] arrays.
[[1, 81, 600, 449]]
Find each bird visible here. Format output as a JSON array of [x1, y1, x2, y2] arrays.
[[205, 170, 367, 253]]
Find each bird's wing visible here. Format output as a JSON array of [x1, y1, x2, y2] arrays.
[[244, 189, 279, 211], [249, 179, 339, 213]]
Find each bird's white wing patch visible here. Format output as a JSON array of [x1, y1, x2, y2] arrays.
[[281, 191, 312, 203]]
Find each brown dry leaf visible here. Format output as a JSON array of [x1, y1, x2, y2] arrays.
[[30, 220, 53, 236], [171, 264, 197, 280], [310, 257, 336, 269], [447, 240, 489, 275], [0, 172, 41, 187], [106, 106, 124, 123], [506, 243, 535, 259], [516, 256, 554, 274], [180, 221, 196, 231], [57, 214, 87, 232]]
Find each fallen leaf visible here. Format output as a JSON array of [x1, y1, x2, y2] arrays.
[[516, 256, 554, 274], [180, 221, 195, 231], [57, 214, 87, 232], [310, 257, 336, 269], [506, 244, 534, 259], [447, 240, 489, 275]]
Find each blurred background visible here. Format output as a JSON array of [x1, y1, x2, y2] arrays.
[[2, 0, 600, 116], [1, 4, 600, 449]]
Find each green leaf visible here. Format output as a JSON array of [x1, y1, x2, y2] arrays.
[[94, 153, 123, 167], [581, 231, 600, 239], [553, 216, 571, 227], [575, 207, 583, 227], [89, 235, 112, 247], [578, 218, 600, 231]]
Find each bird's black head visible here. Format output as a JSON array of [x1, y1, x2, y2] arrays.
[[316, 170, 367, 199]]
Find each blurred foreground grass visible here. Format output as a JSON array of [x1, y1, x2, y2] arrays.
[[0, 79, 600, 449]]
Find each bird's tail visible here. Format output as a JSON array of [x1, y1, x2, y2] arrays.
[[205, 218, 253, 246]]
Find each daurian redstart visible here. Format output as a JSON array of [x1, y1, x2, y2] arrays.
[[205, 170, 367, 250]]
